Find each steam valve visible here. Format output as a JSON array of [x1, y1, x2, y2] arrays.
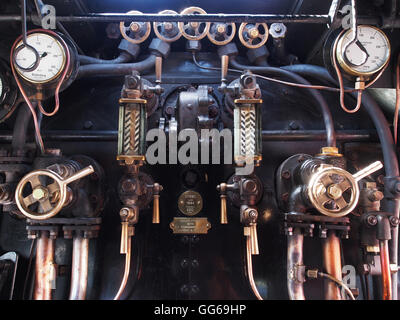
[[15, 165, 95, 220]]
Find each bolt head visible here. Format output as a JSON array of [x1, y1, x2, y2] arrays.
[[367, 215, 378, 226], [249, 28, 259, 38], [130, 22, 140, 32], [32, 187, 47, 201]]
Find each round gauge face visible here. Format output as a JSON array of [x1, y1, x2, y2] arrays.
[[14, 32, 66, 84], [337, 25, 390, 76]]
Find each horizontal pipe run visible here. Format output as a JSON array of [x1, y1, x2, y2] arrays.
[[0, 13, 329, 24], [0, 130, 375, 142], [0, 14, 398, 27]]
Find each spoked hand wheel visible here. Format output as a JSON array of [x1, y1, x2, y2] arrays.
[[153, 10, 182, 43], [207, 22, 236, 45], [178, 7, 210, 41], [307, 161, 383, 217], [15, 166, 94, 220], [119, 10, 151, 44], [238, 22, 269, 49]]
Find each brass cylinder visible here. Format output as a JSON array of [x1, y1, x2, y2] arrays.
[[120, 221, 129, 254], [322, 231, 343, 300], [249, 224, 259, 255], [379, 240, 392, 300], [220, 194, 228, 224], [34, 231, 55, 300], [152, 194, 160, 224]]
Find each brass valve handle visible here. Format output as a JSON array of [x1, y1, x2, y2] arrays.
[[307, 161, 383, 217], [150, 183, 163, 224], [153, 10, 182, 43], [119, 10, 151, 44], [238, 22, 269, 49], [15, 166, 94, 220], [216, 183, 232, 224], [178, 7, 210, 41], [207, 22, 236, 45]]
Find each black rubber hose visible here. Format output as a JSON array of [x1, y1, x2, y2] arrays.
[[283, 63, 400, 300], [11, 103, 31, 155], [78, 51, 133, 65], [230, 57, 336, 148], [77, 54, 156, 78]]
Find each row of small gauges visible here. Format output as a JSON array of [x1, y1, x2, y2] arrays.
[[120, 7, 269, 49]]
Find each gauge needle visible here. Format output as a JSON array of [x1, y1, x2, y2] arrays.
[[355, 40, 370, 58], [41, 52, 48, 58]]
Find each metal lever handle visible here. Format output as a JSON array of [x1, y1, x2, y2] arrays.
[[217, 183, 229, 224], [155, 56, 162, 85], [151, 183, 163, 224], [249, 224, 259, 255], [353, 161, 383, 182]]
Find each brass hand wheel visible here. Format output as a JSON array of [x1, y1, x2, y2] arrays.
[[307, 161, 383, 217], [178, 7, 210, 41], [153, 10, 182, 43], [15, 166, 95, 220], [120, 10, 151, 44], [238, 23, 269, 49], [207, 22, 236, 45]]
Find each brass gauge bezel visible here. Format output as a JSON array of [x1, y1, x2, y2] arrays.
[[14, 31, 67, 85], [335, 25, 391, 77]]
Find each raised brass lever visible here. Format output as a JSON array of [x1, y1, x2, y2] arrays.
[[149, 183, 163, 224], [216, 182, 235, 224]]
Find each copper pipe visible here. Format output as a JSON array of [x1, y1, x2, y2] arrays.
[[113, 236, 131, 300], [69, 236, 89, 300], [34, 231, 55, 300], [322, 231, 343, 300], [379, 240, 392, 300], [287, 232, 305, 300], [245, 236, 263, 300]]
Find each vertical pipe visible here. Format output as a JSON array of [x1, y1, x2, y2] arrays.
[[69, 236, 89, 300], [287, 231, 305, 300], [34, 231, 55, 300], [245, 236, 263, 300], [379, 240, 392, 300], [322, 231, 343, 300]]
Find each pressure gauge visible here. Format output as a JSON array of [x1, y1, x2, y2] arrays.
[[12, 31, 68, 84], [335, 25, 390, 77]]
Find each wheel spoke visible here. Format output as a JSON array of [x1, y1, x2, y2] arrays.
[[39, 199, 52, 213], [320, 174, 333, 187], [47, 182, 59, 194], [23, 194, 37, 207], [335, 197, 348, 210], [339, 179, 351, 192], [319, 193, 332, 205], [28, 176, 42, 189]]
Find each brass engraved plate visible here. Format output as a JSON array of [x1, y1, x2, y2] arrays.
[[178, 190, 203, 216], [170, 217, 211, 234]]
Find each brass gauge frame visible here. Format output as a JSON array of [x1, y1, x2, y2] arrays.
[[335, 25, 391, 78], [13, 31, 67, 85]]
